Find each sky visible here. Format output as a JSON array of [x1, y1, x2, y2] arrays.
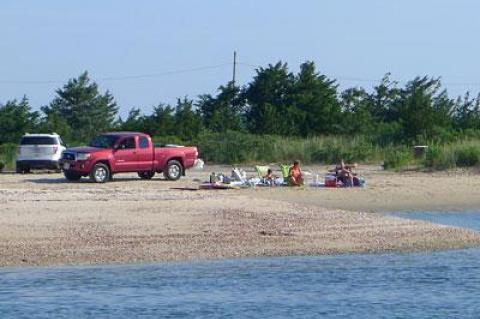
[[1, 0, 480, 117]]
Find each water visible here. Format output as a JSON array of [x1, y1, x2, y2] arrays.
[[1, 211, 480, 318], [391, 210, 480, 231]]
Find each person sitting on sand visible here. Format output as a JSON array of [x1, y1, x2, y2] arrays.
[[263, 168, 275, 186], [288, 160, 304, 186], [332, 160, 358, 187]]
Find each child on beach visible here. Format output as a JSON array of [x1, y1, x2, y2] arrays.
[[263, 168, 275, 186]]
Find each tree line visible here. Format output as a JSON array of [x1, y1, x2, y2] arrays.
[[2, 61, 480, 146]]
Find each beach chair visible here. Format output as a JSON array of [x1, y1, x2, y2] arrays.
[[280, 164, 291, 186], [255, 165, 270, 178]]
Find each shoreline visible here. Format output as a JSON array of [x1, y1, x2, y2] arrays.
[[1, 166, 480, 267]]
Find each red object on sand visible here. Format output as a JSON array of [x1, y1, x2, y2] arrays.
[[325, 176, 337, 188]]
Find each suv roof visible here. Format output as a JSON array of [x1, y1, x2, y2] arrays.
[[23, 133, 60, 137]]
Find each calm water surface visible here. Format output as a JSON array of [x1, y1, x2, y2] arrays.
[[1, 211, 479, 318]]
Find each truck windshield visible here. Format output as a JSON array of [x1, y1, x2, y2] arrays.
[[89, 135, 118, 148]]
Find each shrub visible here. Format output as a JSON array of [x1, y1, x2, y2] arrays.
[[191, 132, 383, 165], [383, 148, 413, 170], [0, 143, 17, 170], [424, 145, 456, 169], [455, 145, 480, 167]]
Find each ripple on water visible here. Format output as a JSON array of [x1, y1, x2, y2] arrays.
[[1, 248, 480, 318]]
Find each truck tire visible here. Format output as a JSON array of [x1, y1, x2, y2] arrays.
[[138, 171, 155, 179], [89, 163, 110, 183], [16, 162, 23, 174], [163, 160, 183, 181], [64, 170, 82, 181]]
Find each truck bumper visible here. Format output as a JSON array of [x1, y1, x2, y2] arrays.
[[60, 160, 92, 174]]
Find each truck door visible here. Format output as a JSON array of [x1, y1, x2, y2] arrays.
[[137, 136, 154, 171], [113, 136, 138, 172]]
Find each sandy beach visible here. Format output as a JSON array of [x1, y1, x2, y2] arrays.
[[0, 165, 479, 267]]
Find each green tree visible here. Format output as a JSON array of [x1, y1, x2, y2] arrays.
[[43, 72, 118, 142], [371, 73, 401, 123], [143, 103, 175, 136], [393, 77, 454, 142], [174, 97, 202, 140], [340, 87, 376, 135], [119, 108, 145, 132], [291, 61, 341, 135], [453, 93, 480, 131], [38, 107, 73, 142], [197, 82, 244, 133], [245, 62, 295, 135], [0, 96, 39, 144]]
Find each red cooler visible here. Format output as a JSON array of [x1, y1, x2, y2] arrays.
[[325, 175, 337, 188]]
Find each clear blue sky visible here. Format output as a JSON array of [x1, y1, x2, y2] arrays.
[[1, 0, 479, 117]]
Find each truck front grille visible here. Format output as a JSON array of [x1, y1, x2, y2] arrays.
[[62, 152, 75, 161]]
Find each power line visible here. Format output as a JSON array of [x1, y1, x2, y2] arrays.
[[236, 62, 480, 87], [0, 63, 232, 85], [1, 60, 479, 88], [232, 51, 237, 109], [97, 63, 232, 82]]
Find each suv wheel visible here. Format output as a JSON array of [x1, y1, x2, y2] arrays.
[[64, 171, 82, 181], [16, 163, 23, 174], [163, 160, 183, 181], [90, 163, 110, 183], [138, 171, 155, 180]]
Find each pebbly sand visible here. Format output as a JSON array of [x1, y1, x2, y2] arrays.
[[0, 165, 479, 267]]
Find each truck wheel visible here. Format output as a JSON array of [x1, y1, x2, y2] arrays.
[[90, 163, 110, 183], [64, 171, 82, 181], [16, 163, 23, 174], [164, 160, 183, 181], [138, 171, 155, 180]]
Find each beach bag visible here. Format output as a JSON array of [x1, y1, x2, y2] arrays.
[[353, 176, 366, 187]]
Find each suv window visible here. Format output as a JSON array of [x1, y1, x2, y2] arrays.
[[118, 137, 136, 149], [58, 137, 66, 146], [20, 136, 57, 145], [139, 137, 149, 149]]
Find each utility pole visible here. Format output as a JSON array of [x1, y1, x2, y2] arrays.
[[232, 51, 237, 108], [232, 50, 237, 87]]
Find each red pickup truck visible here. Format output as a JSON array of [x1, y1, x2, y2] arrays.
[[61, 132, 199, 183]]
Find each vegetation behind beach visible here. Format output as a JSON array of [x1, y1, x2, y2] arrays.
[[2, 61, 480, 170]]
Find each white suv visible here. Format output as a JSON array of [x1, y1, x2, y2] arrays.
[[16, 133, 67, 173]]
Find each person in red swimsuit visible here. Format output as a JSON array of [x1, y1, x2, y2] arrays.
[[288, 160, 304, 186]]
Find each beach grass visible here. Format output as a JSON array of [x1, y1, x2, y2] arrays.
[[424, 140, 480, 169], [0, 143, 16, 171], [150, 131, 480, 170]]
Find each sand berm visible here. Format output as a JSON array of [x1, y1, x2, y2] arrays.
[[1, 165, 480, 267]]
